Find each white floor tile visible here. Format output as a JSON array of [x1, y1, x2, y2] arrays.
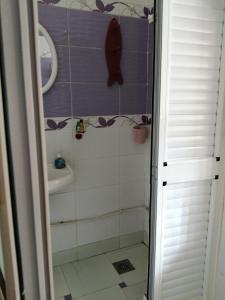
[[53, 267, 69, 298], [73, 254, 121, 295], [61, 263, 86, 298], [54, 244, 149, 299], [107, 244, 148, 286], [76, 286, 127, 300], [123, 281, 147, 300]]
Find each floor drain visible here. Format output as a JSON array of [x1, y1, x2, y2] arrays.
[[113, 259, 135, 275], [118, 282, 127, 288]]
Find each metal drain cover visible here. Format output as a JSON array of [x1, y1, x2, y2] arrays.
[[113, 259, 135, 275]]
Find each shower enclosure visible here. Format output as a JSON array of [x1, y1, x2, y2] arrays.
[[37, 0, 154, 299]]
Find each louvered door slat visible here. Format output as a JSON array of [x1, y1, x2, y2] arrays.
[[152, 0, 225, 299]]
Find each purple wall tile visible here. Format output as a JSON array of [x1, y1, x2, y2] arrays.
[[148, 24, 155, 54], [72, 83, 119, 116], [42, 26, 69, 46], [122, 52, 147, 84], [56, 47, 70, 82], [43, 83, 71, 117], [69, 10, 112, 48], [38, 3, 67, 27], [120, 84, 147, 115], [38, 5, 154, 118], [38, 3, 68, 45], [120, 16, 148, 52], [70, 48, 107, 83]]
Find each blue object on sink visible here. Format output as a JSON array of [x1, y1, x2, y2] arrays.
[[54, 154, 66, 169]]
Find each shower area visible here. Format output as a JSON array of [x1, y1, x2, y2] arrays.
[[37, 0, 154, 299]]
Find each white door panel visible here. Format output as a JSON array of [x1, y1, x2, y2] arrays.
[[0, 74, 20, 299], [152, 0, 225, 299]]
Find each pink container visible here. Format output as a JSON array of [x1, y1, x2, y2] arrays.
[[132, 126, 148, 144]]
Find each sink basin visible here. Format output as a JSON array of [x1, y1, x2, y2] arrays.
[[48, 163, 74, 194]]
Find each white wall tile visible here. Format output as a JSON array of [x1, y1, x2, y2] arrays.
[[145, 138, 151, 179], [119, 154, 145, 183], [54, 183, 75, 194], [45, 119, 73, 166], [53, 0, 69, 8], [119, 208, 145, 236], [48, 0, 154, 18], [50, 192, 76, 223], [73, 121, 119, 160], [45, 115, 151, 248], [119, 181, 145, 209], [77, 215, 119, 246], [76, 186, 119, 219], [118, 0, 153, 17], [51, 223, 77, 253], [59, 120, 73, 166], [45, 130, 62, 164], [119, 124, 146, 156], [145, 183, 150, 208], [144, 210, 149, 237], [74, 157, 119, 190]]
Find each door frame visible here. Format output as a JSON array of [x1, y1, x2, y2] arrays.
[[0, 72, 20, 300], [0, 0, 54, 298], [148, 1, 225, 299]]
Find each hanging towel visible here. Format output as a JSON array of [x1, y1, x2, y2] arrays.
[[105, 18, 123, 87]]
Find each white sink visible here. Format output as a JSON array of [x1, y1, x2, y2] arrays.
[[48, 163, 74, 194]]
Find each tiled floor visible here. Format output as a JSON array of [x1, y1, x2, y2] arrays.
[[54, 243, 148, 300]]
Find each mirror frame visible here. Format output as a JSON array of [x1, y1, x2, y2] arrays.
[[39, 24, 58, 94]]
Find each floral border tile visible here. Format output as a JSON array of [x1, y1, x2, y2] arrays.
[[45, 115, 151, 131], [38, 0, 154, 19]]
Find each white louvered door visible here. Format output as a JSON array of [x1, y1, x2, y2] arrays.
[[153, 0, 225, 300]]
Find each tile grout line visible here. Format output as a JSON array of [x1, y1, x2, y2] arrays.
[[56, 44, 148, 54], [67, 6, 73, 120], [57, 244, 148, 300], [146, 20, 150, 115], [59, 264, 72, 298], [70, 254, 122, 300], [66, 1, 78, 256], [118, 14, 122, 248]]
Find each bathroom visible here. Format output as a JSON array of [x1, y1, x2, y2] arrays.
[[1, 0, 225, 300], [39, 0, 154, 299]]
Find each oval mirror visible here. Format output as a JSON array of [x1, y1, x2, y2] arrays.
[[39, 24, 58, 94]]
